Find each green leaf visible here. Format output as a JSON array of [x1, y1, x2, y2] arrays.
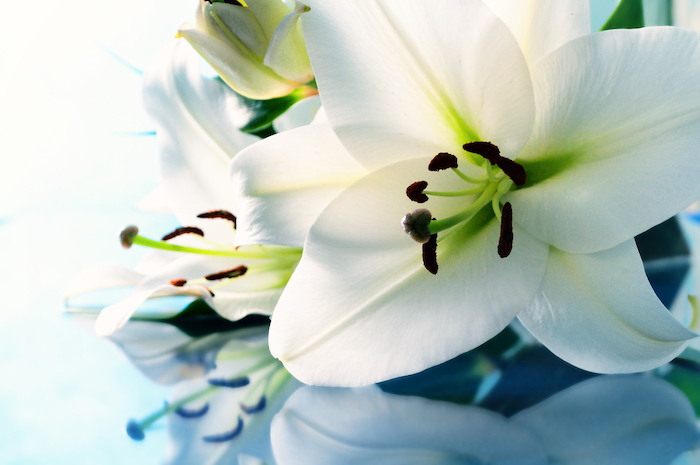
[[600, 0, 644, 31], [230, 83, 308, 134]]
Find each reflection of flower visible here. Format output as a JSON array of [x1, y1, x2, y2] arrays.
[[119, 320, 301, 465], [271, 376, 698, 464], [178, 0, 314, 99], [231, 0, 700, 386]]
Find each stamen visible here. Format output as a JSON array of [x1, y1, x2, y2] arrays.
[[406, 181, 429, 203], [197, 210, 237, 229], [240, 396, 266, 414], [205, 266, 248, 281], [175, 403, 210, 419], [119, 226, 139, 249], [208, 376, 250, 388], [401, 209, 433, 243], [463, 141, 500, 163], [170, 279, 187, 287], [498, 202, 513, 258], [161, 226, 205, 241], [494, 158, 526, 187], [202, 417, 244, 443], [422, 234, 438, 274], [428, 153, 458, 171], [463, 141, 526, 186]]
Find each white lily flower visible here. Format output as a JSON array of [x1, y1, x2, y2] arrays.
[[67, 40, 308, 336], [271, 376, 698, 464], [177, 0, 314, 99], [230, 0, 700, 386], [122, 322, 302, 465]]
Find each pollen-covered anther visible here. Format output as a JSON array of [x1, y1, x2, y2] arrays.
[[463, 141, 526, 186], [406, 181, 429, 203], [205, 266, 248, 281], [422, 234, 439, 274], [170, 278, 187, 287], [161, 226, 205, 241], [119, 226, 139, 249], [240, 396, 266, 414], [197, 210, 237, 229], [428, 152, 459, 171], [401, 209, 433, 243], [498, 202, 514, 258]]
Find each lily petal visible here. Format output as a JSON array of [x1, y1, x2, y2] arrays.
[[509, 27, 700, 254], [143, 40, 259, 241], [230, 123, 367, 248], [482, 0, 590, 65], [301, 0, 535, 169], [263, 2, 313, 83], [518, 240, 696, 374], [177, 24, 296, 99], [271, 95, 321, 133], [268, 158, 549, 386]]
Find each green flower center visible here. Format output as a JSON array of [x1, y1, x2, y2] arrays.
[[401, 142, 525, 274]]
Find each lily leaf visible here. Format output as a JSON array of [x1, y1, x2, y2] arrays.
[[601, 0, 644, 31], [229, 81, 308, 134]]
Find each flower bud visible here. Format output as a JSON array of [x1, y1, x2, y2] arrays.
[[177, 0, 314, 99]]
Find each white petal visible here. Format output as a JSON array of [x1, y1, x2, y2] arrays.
[[143, 40, 259, 242], [509, 27, 700, 253], [95, 284, 213, 336], [482, 0, 590, 65], [65, 264, 143, 299], [210, 2, 269, 58], [230, 123, 367, 247], [136, 184, 172, 214], [272, 386, 546, 465], [268, 158, 549, 386], [518, 240, 696, 374], [272, 95, 321, 133], [263, 2, 313, 83], [302, 0, 535, 169], [177, 24, 296, 99], [512, 375, 699, 465]]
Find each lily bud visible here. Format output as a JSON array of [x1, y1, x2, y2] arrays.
[[177, 0, 314, 99]]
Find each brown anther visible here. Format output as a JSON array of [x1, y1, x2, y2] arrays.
[[170, 279, 187, 287], [205, 265, 248, 281], [206, 0, 242, 5], [495, 158, 526, 187], [428, 153, 459, 171], [422, 234, 439, 274], [498, 202, 513, 258], [406, 181, 429, 203], [197, 210, 237, 229], [463, 141, 526, 187], [161, 226, 205, 241]]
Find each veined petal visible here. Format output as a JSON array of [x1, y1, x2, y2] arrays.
[[509, 27, 700, 254], [268, 158, 549, 386], [518, 240, 696, 374], [210, 3, 269, 59], [177, 24, 297, 99], [482, 0, 590, 65], [213, 288, 283, 321], [143, 40, 259, 241], [246, 0, 293, 39], [230, 123, 367, 248], [302, 0, 535, 169]]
